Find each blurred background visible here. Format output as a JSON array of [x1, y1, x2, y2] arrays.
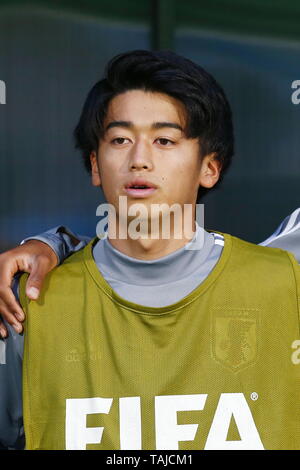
[[0, 0, 299, 250]]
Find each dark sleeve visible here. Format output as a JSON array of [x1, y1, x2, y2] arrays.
[[21, 226, 92, 265], [0, 277, 24, 449]]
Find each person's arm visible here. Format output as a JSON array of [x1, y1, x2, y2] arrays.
[[21, 226, 91, 264], [259, 208, 300, 262], [0, 226, 92, 337]]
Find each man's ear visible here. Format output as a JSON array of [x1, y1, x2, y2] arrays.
[[198, 153, 222, 189], [90, 151, 101, 187]]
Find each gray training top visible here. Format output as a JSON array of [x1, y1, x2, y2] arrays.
[[0, 224, 224, 449]]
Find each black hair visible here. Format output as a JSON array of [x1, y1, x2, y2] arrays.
[[74, 49, 234, 201]]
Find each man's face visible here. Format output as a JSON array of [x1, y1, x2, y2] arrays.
[[90, 89, 220, 216]]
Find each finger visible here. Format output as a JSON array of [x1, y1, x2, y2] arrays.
[[25, 255, 50, 300], [0, 254, 27, 321], [0, 319, 8, 338], [0, 304, 23, 334], [0, 286, 25, 321]]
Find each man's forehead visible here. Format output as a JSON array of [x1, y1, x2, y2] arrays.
[[103, 90, 187, 130]]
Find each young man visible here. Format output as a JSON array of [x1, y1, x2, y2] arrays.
[[0, 50, 299, 450]]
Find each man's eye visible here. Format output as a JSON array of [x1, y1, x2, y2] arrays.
[[156, 138, 175, 146], [111, 137, 130, 145]]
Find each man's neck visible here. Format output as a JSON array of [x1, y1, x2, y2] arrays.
[[107, 219, 198, 260]]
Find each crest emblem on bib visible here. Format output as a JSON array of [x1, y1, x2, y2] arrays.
[[211, 309, 259, 372]]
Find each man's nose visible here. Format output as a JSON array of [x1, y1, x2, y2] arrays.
[[128, 139, 153, 170]]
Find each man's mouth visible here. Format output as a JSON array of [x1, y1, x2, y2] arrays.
[[124, 180, 157, 198]]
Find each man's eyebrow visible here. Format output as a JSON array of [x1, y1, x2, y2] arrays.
[[105, 121, 132, 131], [105, 120, 184, 132], [152, 122, 183, 132]]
